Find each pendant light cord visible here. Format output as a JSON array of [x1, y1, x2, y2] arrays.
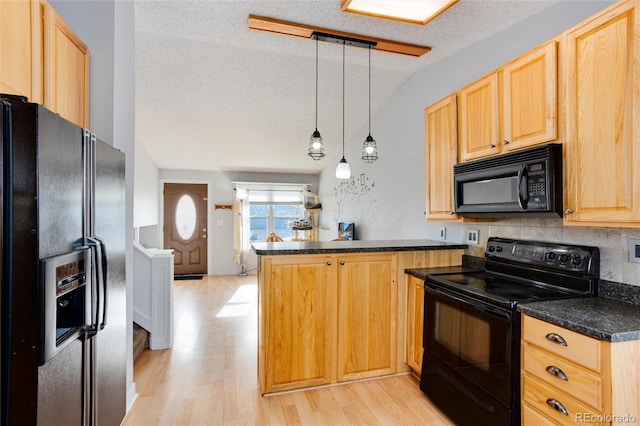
[[315, 37, 319, 129], [368, 45, 371, 135], [342, 41, 345, 158]]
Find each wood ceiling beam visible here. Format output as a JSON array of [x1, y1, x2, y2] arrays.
[[248, 15, 431, 57]]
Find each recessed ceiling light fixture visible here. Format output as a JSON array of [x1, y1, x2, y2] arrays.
[[341, 0, 458, 25]]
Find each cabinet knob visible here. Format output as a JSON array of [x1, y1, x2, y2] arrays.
[[340, 261, 345, 266], [546, 365, 569, 381], [564, 208, 574, 215], [490, 144, 496, 149], [546, 398, 569, 416], [327, 261, 332, 266], [503, 140, 510, 145], [449, 211, 455, 216], [545, 332, 568, 346]]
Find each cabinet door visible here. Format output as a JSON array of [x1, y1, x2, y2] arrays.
[[564, 0, 640, 225], [0, 0, 42, 103], [502, 40, 557, 150], [406, 275, 425, 374], [425, 94, 458, 220], [337, 253, 396, 382], [458, 72, 500, 161], [42, 1, 89, 128], [262, 255, 336, 392]]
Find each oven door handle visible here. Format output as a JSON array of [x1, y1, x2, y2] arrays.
[[425, 283, 512, 321]]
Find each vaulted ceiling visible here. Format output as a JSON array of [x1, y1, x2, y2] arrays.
[[134, 0, 561, 174]]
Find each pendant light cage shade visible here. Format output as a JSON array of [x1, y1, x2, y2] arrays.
[[308, 37, 326, 160], [361, 134, 378, 163], [308, 129, 325, 160], [361, 45, 378, 163]]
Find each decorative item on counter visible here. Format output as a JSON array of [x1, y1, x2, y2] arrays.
[[266, 233, 283, 242], [338, 222, 355, 240], [288, 219, 311, 229]]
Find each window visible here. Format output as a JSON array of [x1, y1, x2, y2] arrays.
[[249, 203, 303, 242]]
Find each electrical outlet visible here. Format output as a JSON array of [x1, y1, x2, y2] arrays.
[[629, 238, 640, 264], [439, 227, 446, 241], [466, 229, 479, 245]]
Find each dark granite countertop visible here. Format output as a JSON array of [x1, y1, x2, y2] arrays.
[[251, 239, 467, 256], [517, 298, 640, 343]]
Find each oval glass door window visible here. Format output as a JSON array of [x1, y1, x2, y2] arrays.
[[175, 194, 197, 240]]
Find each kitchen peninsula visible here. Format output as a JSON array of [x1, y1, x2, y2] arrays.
[[252, 239, 466, 394]]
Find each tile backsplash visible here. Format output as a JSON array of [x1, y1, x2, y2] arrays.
[[463, 218, 640, 287]]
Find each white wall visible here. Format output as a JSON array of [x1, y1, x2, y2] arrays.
[[316, 1, 640, 288], [134, 143, 160, 227]]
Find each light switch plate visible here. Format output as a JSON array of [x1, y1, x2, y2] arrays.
[[466, 229, 479, 245], [629, 238, 640, 264], [439, 227, 446, 240]]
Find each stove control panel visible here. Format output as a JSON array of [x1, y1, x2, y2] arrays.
[[485, 237, 599, 274]]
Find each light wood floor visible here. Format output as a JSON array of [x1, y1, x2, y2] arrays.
[[123, 275, 454, 425]]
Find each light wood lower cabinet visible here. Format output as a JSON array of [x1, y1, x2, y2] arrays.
[[337, 253, 396, 382], [257, 249, 464, 394], [521, 315, 640, 425], [259, 255, 336, 393], [405, 275, 424, 374]]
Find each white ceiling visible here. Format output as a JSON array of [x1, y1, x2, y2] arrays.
[[135, 0, 560, 175]]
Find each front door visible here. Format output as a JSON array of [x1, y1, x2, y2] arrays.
[[164, 183, 208, 275]]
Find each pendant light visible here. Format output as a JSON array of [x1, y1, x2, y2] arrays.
[[335, 41, 351, 179], [361, 45, 378, 163], [308, 37, 325, 160]]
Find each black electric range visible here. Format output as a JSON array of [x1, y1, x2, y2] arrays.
[[420, 237, 599, 426]]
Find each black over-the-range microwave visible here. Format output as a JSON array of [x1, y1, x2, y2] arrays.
[[453, 143, 563, 218]]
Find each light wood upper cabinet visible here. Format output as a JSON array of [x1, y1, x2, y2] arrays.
[[0, 0, 42, 103], [459, 40, 558, 162], [337, 253, 396, 382], [42, 1, 90, 128], [405, 275, 424, 375], [458, 72, 500, 161], [563, 0, 640, 226], [502, 41, 557, 150], [425, 94, 458, 220], [260, 255, 336, 393]]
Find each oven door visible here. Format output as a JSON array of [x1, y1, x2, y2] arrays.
[[423, 282, 512, 406]]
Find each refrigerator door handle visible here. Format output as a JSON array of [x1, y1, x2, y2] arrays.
[[94, 236, 108, 330], [85, 237, 103, 336]]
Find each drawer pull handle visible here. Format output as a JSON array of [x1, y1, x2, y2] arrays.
[[546, 365, 568, 381], [327, 261, 332, 266], [546, 398, 569, 416], [545, 333, 567, 346]]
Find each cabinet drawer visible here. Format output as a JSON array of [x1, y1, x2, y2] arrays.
[[523, 342, 604, 410], [523, 374, 606, 426], [522, 315, 601, 372], [522, 402, 556, 426]]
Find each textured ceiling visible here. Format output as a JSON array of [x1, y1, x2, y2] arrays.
[[135, 0, 560, 174]]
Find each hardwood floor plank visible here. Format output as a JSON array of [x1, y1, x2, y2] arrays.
[[123, 275, 454, 425]]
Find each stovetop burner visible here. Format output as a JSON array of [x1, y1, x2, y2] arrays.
[[427, 271, 579, 308], [426, 237, 600, 309]]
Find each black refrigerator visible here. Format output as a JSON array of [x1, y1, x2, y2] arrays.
[[1, 94, 126, 425]]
